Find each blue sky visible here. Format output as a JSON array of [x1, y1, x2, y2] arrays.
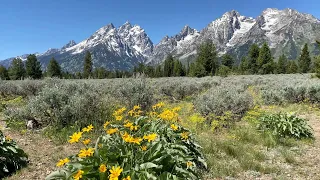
[[0, 0, 319, 59]]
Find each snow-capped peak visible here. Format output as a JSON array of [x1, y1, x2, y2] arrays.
[[62, 40, 77, 49]]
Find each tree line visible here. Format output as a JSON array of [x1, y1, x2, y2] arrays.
[[1, 41, 320, 80], [0, 51, 132, 80], [134, 41, 320, 78]]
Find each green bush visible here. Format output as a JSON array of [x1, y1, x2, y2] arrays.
[[258, 113, 314, 139], [194, 87, 253, 118], [6, 82, 114, 129], [0, 130, 28, 178], [46, 105, 207, 180]]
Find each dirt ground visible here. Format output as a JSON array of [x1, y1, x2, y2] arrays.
[[1, 108, 320, 180], [0, 120, 78, 180]]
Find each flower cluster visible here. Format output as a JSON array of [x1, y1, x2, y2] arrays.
[[48, 103, 205, 180]]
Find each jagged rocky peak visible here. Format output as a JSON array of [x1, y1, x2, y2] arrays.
[[180, 25, 196, 36], [223, 10, 241, 18], [62, 40, 77, 49], [118, 21, 133, 33]]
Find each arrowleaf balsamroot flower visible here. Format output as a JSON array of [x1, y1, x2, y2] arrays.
[[186, 161, 193, 168], [124, 122, 133, 128], [141, 145, 147, 151], [109, 166, 123, 180], [99, 164, 107, 173], [68, 132, 83, 144], [130, 125, 139, 131], [82, 124, 94, 132], [123, 176, 131, 180], [143, 133, 157, 142], [152, 102, 165, 110], [82, 139, 91, 145], [103, 121, 110, 129], [133, 105, 140, 111], [106, 128, 118, 135], [115, 115, 123, 121], [181, 132, 189, 140], [56, 158, 69, 167], [170, 124, 178, 131], [78, 148, 94, 158], [73, 170, 84, 180]]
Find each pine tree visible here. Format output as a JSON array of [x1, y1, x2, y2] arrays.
[[0, 65, 9, 80], [221, 54, 234, 69], [47, 57, 61, 78], [315, 41, 320, 78], [188, 62, 196, 77], [154, 65, 162, 77], [276, 54, 288, 74], [287, 61, 298, 74], [298, 43, 312, 73], [196, 41, 218, 75], [25, 54, 42, 79], [8, 58, 25, 80], [257, 42, 274, 74], [248, 44, 260, 74], [239, 56, 249, 74], [314, 56, 320, 78], [173, 60, 186, 76], [83, 51, 93, 78], [163, 54, 174, 77], [193, 62, 207, 77]]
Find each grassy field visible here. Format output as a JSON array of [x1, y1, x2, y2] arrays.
[[1, 74, 320, 179]]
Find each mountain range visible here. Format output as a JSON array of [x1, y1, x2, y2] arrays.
[[1, 8, 320, 72]]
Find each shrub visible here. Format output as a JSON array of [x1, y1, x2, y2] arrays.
[[114, 78, 154, 110], [46, 104, 207, 180], [194, 87, 253, 118], [6, 82, 114, 128], [258, 113, 314, 139], [0, 131, 28, 178]]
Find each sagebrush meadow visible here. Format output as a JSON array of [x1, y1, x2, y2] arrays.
[[1, 73, 320, 179]]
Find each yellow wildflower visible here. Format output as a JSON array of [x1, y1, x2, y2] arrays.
[[133, 105, 140, 111], [141, 146, 147, 151], [73, 170, 84, 180], [152, 102, 165, 109], [172, 106, 181, 112], [131, 137, 143, 145], [143, 133, 157, 142], [158, 109, 178, 121], [123, 176, 131, 180], [103, 121, 110, 129], [68, 132, 82, 144], [56, 158, 70, 167], [128, 110, 135, 116], [107, 128, 119, 135], [170, 124, 178, 131], [130, 125, 139, 131], [78, 148, 94, 158], [148, 111, 158, 116], [113, 107, 126, 116], [124, 122, 133, 128], [181, 132, 189, 140], [115, 115, 123, 121], [109, 166, 123, 180], [82, 139, 91, 145], [99, 164, 107, 173], [82, 124, 94, 132], [186, 161, 193, 168], [5, 136, 12, 142]]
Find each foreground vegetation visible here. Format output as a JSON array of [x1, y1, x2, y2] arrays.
[[1, 74, 320, 179]]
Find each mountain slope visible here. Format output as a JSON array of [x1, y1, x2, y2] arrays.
[[1, 8, 320, 71]]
